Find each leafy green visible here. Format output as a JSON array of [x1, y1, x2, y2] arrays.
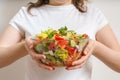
[[58, 26, 67, 35], [48, 30, 57, 39], [70, 40, 76, 47], [34, 43, 49, 53]]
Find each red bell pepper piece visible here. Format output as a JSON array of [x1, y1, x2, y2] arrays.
[[58, 40, 69, 49], [55, 35, 64, 41], [83, 34, 88, 38], [65, 46, 75, 55]]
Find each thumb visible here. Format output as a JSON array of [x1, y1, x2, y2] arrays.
[[25, 37, 34, 49]]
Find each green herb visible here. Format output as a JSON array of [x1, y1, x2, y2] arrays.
[[58, 26, 67, 35]]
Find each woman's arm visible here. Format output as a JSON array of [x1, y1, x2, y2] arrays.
[[0, 25, 28, 68], [0, 25, 54, 70], [94, 24, 120, 72], [67, 24, 120, 72]]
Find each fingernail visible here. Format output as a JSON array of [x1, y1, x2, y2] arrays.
[[49, 68, 52, 70], [30, 45, 33, 49], [65, 67, 68, 70], [41, 56, 45, 59], [53, 67, 55, 70], [72, 62, 76, 65], [43, 55, 46, 59], [40, 55, 45, 59], [50, 68, 54, 70], [84, 50, 87, 55], [66, 67, 70, 70], [67, 68, 72, 70]]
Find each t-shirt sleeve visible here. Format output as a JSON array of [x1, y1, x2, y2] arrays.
[[9, 7, 27, 37], [94, 7, 108, 31]]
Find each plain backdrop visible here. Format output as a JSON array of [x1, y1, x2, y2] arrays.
[[0, 0, 120, 80]]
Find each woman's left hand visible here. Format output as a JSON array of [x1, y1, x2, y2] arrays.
[[66, 39, 96, 70]]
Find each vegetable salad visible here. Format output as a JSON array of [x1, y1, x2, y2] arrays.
[[33, 26, 89, 67]]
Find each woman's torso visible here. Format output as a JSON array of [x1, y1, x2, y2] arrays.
[[9, 4, 108, 80]]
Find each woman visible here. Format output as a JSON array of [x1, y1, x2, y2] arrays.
[[0, 0, 120, 80]]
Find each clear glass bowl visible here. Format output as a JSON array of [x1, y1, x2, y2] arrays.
[[33, 37, 88, 67]]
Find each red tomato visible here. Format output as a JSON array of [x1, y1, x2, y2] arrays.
[[49, 42, 55, 50], [34, 38, 41, 45], [55, 35, 64, 41], [83, 34, 88, 38], [65, 46, 75, 55], [58, 40, 69, 49]]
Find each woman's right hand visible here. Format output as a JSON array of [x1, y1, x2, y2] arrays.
[[24, 37, 55, 70]]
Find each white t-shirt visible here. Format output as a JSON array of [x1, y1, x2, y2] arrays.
[[9, 4, 108, 80]]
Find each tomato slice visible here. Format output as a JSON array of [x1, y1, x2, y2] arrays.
[[58, 40, 69, 49], [65, 46, 75, 55], [49, 42, 55, 50], [55, 35, 64, 41], [83, 34, 88, 38]]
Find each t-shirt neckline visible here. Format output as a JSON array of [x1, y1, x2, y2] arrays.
[[44, 4, 75, 10]]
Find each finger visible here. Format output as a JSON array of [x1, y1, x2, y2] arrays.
[[72, 55, 88, 66], [35, 60, 55, 71], [66, 61, 86, 70], [30, 50, 46, 60], [26, 37, 34, 48], [25, 37, 34, 52], [83, 39, 94, 55]]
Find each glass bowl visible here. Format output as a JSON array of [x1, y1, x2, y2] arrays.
[[33, 36, 88, 67]]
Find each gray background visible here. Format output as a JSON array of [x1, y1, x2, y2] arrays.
[[0, 0, 120, 80]]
